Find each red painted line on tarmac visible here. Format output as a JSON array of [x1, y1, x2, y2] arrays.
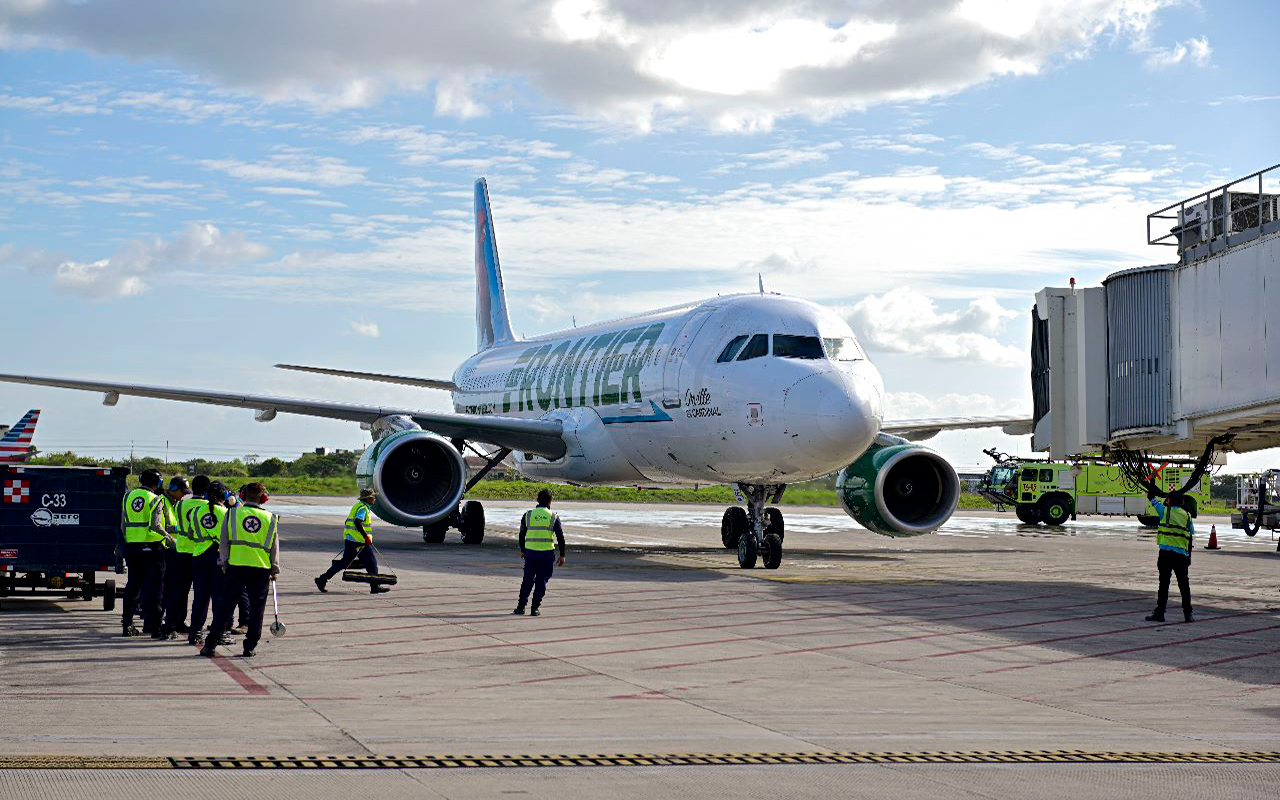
[[206, 654, 271, 695], [881, 609, 1263, 663], [982, 621, 1280, 675], [1058, 645, 1280, 696]]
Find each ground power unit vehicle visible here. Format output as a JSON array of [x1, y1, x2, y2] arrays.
[[976, 454, 1208, 526], [0, 464, 128, 609]]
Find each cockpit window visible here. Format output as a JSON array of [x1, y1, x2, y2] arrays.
[[823, 337, 864, 361], [774, 334, 824, 359], [736, 333, 770, 361], [716, 335, 749, 363]]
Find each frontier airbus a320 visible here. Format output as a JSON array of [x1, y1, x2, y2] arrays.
[[0, 180, 1030, 568]]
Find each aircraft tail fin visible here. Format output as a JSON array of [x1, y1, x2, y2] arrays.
[[0, 408, 39, 463], [474, 178, 516, 351]]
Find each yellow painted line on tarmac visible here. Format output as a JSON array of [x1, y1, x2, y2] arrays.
[[5, 751, 1280, 770]]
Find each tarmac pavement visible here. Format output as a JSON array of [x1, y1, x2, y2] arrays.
[[2, 497, 1280, 797]]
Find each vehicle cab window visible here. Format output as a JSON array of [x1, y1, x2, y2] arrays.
[[1038, 469, 1054, 483], [736, 333, 770, 361], [1020, 468, 1038, 483], [716, 335, 749, 363], [774, 334, 824, 359]]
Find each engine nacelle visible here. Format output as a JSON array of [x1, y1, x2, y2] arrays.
[[355, 427, 467, 527], [835, 435, 960, 537]]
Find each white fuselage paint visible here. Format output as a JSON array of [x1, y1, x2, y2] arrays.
[[449, 293, 885, 488]]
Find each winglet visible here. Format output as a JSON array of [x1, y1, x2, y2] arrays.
[[474, 178, 516, 351]]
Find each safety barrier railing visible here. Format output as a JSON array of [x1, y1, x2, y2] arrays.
[[1147, 162, 1280, 257]]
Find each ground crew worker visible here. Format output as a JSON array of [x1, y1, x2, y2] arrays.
[[315, 488, 388, 594], [158, 476, 193, 639], [1146, 492, 1194, 623], [513, 489, 566, 616], [120, 469, 175, 637], [229, 484, 253, 632], [185, 478, 235, 648], [200, 482, 279, 659]]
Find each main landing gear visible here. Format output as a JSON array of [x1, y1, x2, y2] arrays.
[[423, 500, 486, 544], [720, 484, 786, 569]]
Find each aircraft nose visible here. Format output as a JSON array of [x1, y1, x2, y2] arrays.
[[782, 370, 881, 470]]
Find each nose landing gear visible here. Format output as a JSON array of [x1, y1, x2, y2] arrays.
[[723, 484, 786, 569]]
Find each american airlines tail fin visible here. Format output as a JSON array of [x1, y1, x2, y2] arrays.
[[474, 178, 516, 351], [0, 409, 39, 463]]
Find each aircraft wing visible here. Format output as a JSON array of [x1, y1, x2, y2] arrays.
[[0, 372, 565, 458], [882, 415, 1033, 442], [275, 364, 457, 391]]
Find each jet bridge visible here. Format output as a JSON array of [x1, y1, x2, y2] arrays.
[[1032, 162, 1280, 459]]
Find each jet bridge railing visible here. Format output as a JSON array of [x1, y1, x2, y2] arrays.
[[1148, 162, 1280, 261]]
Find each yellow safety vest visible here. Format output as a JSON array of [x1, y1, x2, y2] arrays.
[[172, 496, 198, 555], [523, 507, 557, 552], [122, 488, 165, 544], [344, 501, 373, 543], [1156, 504, 1193, 556], [186, 499, 225, 557], [223, 505, 278, 570]]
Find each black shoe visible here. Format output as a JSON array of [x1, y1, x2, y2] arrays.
[[241, 649, 255, 658], [370, 585, 390, 594], [1184, 614, 1195, 623], [530, 608, 541, 617], [122, 625, 141, 637], [234, 623, 249, 633], [152, 630, 177, 640], [218, 634, 236, 646], [188, 634, 204, 647], [1145, 613, 1165, 622], [198, 648, 215, 658], [314, 577, 328, 593], [173, 622, 190, 634], [512, 605, 526, 615]]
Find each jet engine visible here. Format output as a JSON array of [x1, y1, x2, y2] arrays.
[[835, 434, 960, 537], [355, 426, 467, 526]]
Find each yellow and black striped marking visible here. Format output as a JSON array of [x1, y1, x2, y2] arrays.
[[5, 751, 1280, 770]]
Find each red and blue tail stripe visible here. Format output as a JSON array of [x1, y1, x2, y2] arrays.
[[0, 409, 39, 463]]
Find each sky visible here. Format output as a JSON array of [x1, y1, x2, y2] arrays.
[[1, 0, 1277, 472]]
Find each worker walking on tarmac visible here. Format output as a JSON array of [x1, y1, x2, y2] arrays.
[[185, 479, 236, 648], [200, 482, 279, 659], [158, 476, 194, 640], [1146, 492, 1195, 623], [513, 489, 566, 616], [315, 488, 388, 594], [120, 469, 175, 637]]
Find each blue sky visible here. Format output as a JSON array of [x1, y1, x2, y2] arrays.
[[1, 0, 1277, 470]]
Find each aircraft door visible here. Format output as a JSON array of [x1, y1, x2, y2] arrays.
[[661, 309, 715, 409]]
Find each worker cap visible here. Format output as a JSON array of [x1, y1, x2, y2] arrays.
[[168, 476, 190, 492]]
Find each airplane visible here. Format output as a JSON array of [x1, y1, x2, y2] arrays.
[[0, 180, 1031, 568], [0, 409, 40, 464]]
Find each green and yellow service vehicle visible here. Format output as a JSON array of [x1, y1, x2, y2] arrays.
[[976, 450, 1208, 527]]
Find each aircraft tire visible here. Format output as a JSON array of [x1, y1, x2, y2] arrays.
[[762, 534, 782, 569], [460, 500, 485, 544], [102, 579, 116, 612], [736, 533, 758, 569], [721, 507, 747, 549], [763, 507, 784, 543], [422, 523, 447, 544], [1015, 504, 1041, 525]]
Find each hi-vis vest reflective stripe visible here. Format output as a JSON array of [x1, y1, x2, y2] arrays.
[[172, 496, 198, 554], [1157, 504, 1193, 555], [122, 488, 164, 544], [523, 507, 557, 551], [223, 505, 278, 569], [344, 502, 373, 542], [187, 499, 225, 556]]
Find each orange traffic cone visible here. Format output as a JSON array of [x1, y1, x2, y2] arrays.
[[1206, 524, 1220, 550]]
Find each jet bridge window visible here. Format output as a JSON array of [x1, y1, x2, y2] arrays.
[[823, 337, 864, 361], [774, 334, 824, 359], [716, 335, 749, 363], [736, 333, 770, 361]]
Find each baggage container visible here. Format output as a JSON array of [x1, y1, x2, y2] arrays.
[[0, 464, 129, 610]]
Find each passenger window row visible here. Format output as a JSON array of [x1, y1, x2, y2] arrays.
[[715, 334, 862, 363]]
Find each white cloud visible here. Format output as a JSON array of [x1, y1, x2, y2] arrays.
[[350, 320, 380, 338], [0, 0, 1186, 130], [199, 149, 366, 186], [7, 223, 270, 300], [1144, 36, 1212, 69], [849, 288, 1024, 368]]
